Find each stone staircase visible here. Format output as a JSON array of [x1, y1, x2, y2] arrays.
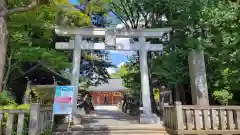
[[55, 126, 169, 135], [54, 117, 169, 135], [54, 106, 169, 135]]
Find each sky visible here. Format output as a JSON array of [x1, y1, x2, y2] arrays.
[[68, 0, 131, 74]]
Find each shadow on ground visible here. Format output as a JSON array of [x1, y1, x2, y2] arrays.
[[54, 106, 164, 135]]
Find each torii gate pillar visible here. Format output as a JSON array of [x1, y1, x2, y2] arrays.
[[71, 35, 82, 120], [139, 35, 159, 124]]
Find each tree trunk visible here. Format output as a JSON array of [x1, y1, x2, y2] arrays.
[[0, 7, 8, 92], [3, 51, 13, 90], [179, 84, 187, 104]]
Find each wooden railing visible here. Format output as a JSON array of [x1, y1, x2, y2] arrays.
[[39, 105, 53, 134], [0, 109, 28, 135], [164, 102, 240, 135], [0, 103, 52, 135], [164, 104, 176, 130]]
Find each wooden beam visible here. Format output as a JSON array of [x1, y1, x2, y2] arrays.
[[55, 27, 172, 38], [55, 40, 163, 51]]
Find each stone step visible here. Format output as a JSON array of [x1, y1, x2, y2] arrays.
[[56, 124, 164, 131], [54, 130, 169, 135], [55, 124, 168, 135], [72, 124, 164, 130]]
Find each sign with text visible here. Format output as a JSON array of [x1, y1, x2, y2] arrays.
[[53, 86, 75, 115]]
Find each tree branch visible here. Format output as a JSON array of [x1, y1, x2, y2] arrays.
[[125, 0, 135, 29], [8, 0, 39, 15], [110, 10, 130, 28], [119, 0, 134, 28], [134, 7, 141, 28]]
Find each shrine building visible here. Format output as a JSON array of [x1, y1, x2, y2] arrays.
[[86, 79, 128, 105]]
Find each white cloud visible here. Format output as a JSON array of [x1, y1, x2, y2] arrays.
[[117, 62, 125, 68], [107, 62, 125, 74], [107, 67, 117, 74]]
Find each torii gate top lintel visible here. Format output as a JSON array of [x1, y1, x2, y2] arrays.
[[55, 27, 172, 38]]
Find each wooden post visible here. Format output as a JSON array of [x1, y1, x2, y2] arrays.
[[174, 101, 184, 130], [97, 95, 100, 105], [6, 113, 14, 135], [236, 110, 240, 130], [28, 103, 40, 135], [112, 94, 114, 105], [163, 103, 169, 125], [169, 91, 173, 104]]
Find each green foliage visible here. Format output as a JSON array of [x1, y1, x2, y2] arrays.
[[55, 0, 110, 27], [8, 4, 70, 70], [5, 1, 113, 93], [120, 56, 141, 99], [114, 0, 240, 105], [41, 129, 53, 135], [153, 89, 160, 101], [110, 64, 127, 78], [0, 91, 16, 106], [213, 90, 233, 105], [56, 8, 92, 27]]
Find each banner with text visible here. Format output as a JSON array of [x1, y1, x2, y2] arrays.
[[53, 86, 75, 115]]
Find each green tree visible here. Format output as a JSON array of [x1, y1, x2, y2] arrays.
[[0, 0, 47, 92], [4, 4, 70, 90], [0, 0, 111, 92], [115, 0, 240, 105], [120, 55, 141, 99]]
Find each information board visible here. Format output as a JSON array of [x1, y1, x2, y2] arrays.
[[53, 86, 75, 115]]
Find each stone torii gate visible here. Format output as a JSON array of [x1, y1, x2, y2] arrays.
[[55, 27, 172, 124], [54, 27, 210, 124]]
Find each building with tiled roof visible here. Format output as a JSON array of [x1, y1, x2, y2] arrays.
[[86, 78, 128, 105]]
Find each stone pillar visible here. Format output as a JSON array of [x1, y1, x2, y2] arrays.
[[139, 35, 160, 124], [188, 50, 209, 105], [28, 103, 40, 135], [23, 79, 31, 104], [139, 35, 152, 115], [71, 35, 82, 119]]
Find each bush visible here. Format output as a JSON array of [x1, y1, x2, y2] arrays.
[[0, 104, 30, 135], [213, 89, 233, 105], [41, 129, 53, 135], [0, 91, 16, 106]]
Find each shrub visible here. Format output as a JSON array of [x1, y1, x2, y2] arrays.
[[0, 91, 16, 106], [213, 89, 233, 105], [41, 129, 55, 135]]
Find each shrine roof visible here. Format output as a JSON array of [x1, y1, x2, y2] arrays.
[[12, 62, 70, 83], [86, 78, 128, 92]]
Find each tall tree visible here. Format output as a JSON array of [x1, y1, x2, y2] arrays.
[[0, 0, 46, 92], [1, 0, 112, 92]]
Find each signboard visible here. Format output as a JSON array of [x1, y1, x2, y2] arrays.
[[112, 92, 121, 96], [95, 92, 123, 97], [53, 86, 75, 115]]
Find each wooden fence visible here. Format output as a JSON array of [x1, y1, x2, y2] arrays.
[[164, 102, 240, 135], [0, 103, 52, 135]]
